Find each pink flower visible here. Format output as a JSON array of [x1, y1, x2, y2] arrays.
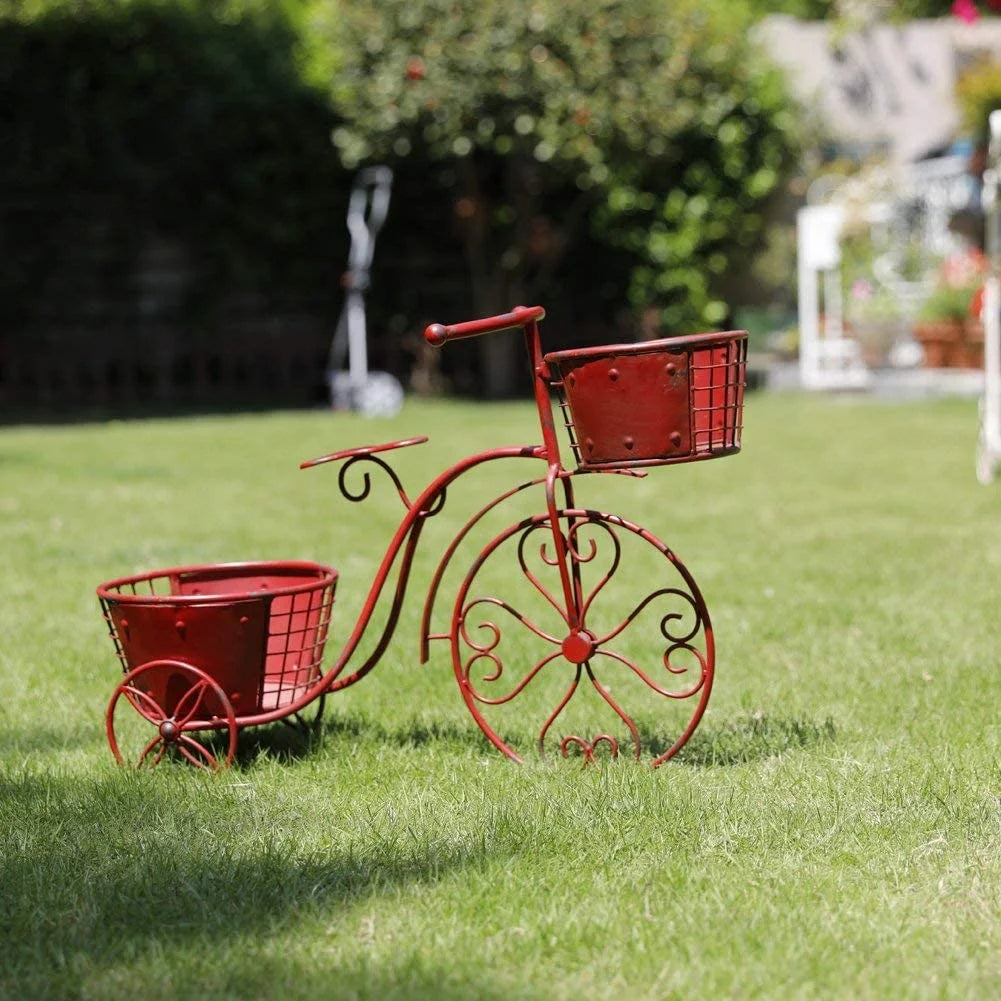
[[851, 278, 873, 301], [953, 0, 980, 23], [941, 249, 987, 289]]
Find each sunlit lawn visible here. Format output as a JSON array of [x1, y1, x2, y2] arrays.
[[1, 390, 999, 1000]]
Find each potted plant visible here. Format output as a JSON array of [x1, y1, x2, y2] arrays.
[[846, 278, 907, 368], [913, 249, 987, 368]]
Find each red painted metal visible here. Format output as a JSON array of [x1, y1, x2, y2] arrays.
[[448, 509, 713, 766], [106, 660, 238, 769], [424, 305, 546, 345], [99, 561, 335, 766], [97, 306, 745, 769], [299, 436, 428, 469], [545, 330, 747, 470]]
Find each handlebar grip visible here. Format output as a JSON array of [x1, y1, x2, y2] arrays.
[[424, 305, 545, 346]]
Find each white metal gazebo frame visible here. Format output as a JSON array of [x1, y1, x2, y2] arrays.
[[797, 156, 975, 392]]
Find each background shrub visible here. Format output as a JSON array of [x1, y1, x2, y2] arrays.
[[316, 0, 802, 339]]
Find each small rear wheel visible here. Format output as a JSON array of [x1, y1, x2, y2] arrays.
[[106, 659, 238, 769]]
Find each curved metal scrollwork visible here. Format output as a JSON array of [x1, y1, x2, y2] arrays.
[[450, 510, 714, 766], [338, 453, 413, 509], [560, 733, 619, 768], [337, 453, 447, 516]]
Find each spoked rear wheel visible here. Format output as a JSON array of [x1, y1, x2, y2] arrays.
[[106, 659, 238, 769], [450, 509, 714, 767]]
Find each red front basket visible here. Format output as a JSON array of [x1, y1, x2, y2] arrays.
[[545, 330, 747, 470]]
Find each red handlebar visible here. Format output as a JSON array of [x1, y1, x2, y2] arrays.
[[424, 305, 546, 346]]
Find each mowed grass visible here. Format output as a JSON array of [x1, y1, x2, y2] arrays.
[[0, 391, 999, 1000]]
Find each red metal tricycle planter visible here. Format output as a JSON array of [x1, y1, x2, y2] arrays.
[[98, 306, 746, 768]]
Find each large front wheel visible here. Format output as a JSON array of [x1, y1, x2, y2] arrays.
[[450, 510, 714, 767]]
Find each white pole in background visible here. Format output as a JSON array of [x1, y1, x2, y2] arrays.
[[979, 112, 1001, 482]]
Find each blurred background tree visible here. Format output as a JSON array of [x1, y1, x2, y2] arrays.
[[2, 0, 808, 405], [0, 0, 343, 317], [308, 0, 801, 393]]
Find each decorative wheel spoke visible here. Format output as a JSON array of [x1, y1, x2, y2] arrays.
[[560, 734, 620, 768], [121, 685, 166, 723], [106, 660, 238, 769], [451, 510, 714, 766], [593, 647, 708, 701], [176, 735, 220, 768], [137, 734, 166, 768], [585, 664, 642, 759], [537, 668, 581, 755], [172, 680, 213, 728]]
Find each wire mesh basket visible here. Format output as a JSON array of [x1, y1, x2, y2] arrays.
[[98, 561, 337, 718], [545, 330, 747, 470]]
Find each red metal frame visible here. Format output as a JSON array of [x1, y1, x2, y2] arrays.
[[98, 306, 746, 768]]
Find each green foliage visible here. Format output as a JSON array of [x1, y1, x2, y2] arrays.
[[0, 0, 345, 319], [319, 0, 802, 331], [917, 283, 974, 321], [743, 0, 837, 19], [917, 248, 987, 321], [956, 58, 1001, 143]]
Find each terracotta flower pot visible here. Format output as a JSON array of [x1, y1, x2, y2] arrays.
[[913, 320, 964, 368], [961, 319, 985, 369]]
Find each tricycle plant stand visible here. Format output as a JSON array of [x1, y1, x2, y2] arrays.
[[98, 306, 747, 768]]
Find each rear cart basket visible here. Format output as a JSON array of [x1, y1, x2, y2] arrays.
[[98, 560, 336, 767]]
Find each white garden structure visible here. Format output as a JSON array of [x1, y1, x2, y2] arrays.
[[797, 156, 975, 391], [977, 111, 1001, 485]]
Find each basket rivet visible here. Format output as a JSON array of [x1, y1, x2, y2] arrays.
[[585, 437, 595, 452], [608, 367, 619, 381], [623, 435, 634, 450], [670, 430, 683, 448], [666, 363, 677, 377], [174, 619, 186, 638], [567, 373, 576, 387], [239, 615, 249, 626]]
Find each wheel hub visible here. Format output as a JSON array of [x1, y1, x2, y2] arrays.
[[159, 719, 179, 742], [561, 630, 596, 664]]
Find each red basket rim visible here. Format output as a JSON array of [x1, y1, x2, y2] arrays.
[[97, 559, 337, 604], [544, 329, 747, 366]]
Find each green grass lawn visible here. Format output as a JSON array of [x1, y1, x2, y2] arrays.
[[1, 391, 999, 1000]]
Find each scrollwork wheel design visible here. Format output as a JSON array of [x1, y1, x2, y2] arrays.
[[450, 510, 714, 766], [106, 659, 238, 769]]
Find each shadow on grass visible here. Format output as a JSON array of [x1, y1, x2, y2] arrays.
[[140, 709, 837, 771], [668, 712, 837, 767], [220, 711, 490, 766], [317, 710, 838, 770], [328, 713, 489, 751], [0, 769, 532, 1000], [75, 706, 493, 771]]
